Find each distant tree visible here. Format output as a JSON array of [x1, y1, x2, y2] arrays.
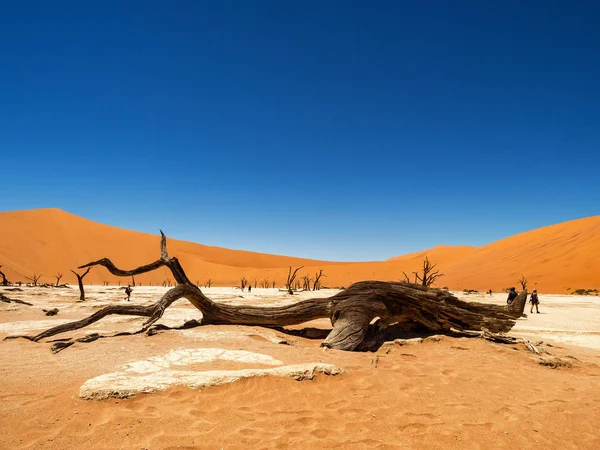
[[518, 275, 528, 290], [71, 268, 91, 301], [301, 274, 312, 291], [272, 280, 276, 289], [313, 269, 325, 290], [131, 276, 136, 287], [285, 266, 303, 295], [402, 257, 444, 287], [240, 277, 248, 290], [259, 278, 270, 288], [54, 272, 63, 287], [205, 279, 212, 288], [254, 278, 258, 288], [26, 273, 42, 286]]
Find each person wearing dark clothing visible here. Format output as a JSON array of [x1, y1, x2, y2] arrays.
[[529, 289, 540, 313], [506, 287, 518, 305], [125, 285, 133, 301], [248, 285, 252, 293]]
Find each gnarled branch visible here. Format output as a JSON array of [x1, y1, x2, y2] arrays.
[[5, 232, 529, 353]]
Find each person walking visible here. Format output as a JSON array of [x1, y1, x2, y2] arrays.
[[529, 289, 540, 313], [124, 284, 133, 301]]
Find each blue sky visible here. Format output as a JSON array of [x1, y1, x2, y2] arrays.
[[1, 1, 599, 261]]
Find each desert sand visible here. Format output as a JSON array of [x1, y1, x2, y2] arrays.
[[1, 285, 600, 449], [1, 208, 600, 293]]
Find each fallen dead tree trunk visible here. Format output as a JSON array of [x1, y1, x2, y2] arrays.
[[5, 231, 528, 352], [0, 292, 33, 306]]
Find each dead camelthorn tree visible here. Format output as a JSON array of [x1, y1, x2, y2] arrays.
[[285, 266, 303, 295], [259, 279, 270, 289], [131, 276, 136, 287], [401, 271, 418, 284], [409, 257, 444, 287], [54, 273, 63, 287], [301, 274, 312, 291], [518, 275, 528, 290], [6, 231, 529, 354], [240, 277, 248, 290], [0, 266, 10, 286], [205, 279, 213, 288], [71, 268, 91, 301], [313, 269, 325, 290], [272, 281, 276, 289], [25, 273, 42, 286]]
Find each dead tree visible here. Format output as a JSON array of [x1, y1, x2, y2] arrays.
[[313, 270, 325, 290], [518, 275, 528, 290], [301, 275, 312, 291], [272, 281, 276, 289], [0, 266, 10, 286], [71, 268, 91, 301], [54, 273, 63, 287], [25, 273, 42, 286], [0, 292, 32, 306], [285, 266, 303, 294], [6, 232, 529, 353], [240, 277, 248, 290], [259, 279, 270, 289], [205, 279, 213, 288], [401, 271, 417, 284], [411, 257, 444, 287], [131, 276, 136, 287]]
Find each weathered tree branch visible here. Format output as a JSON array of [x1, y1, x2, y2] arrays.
[[5, 233, 529, 353]]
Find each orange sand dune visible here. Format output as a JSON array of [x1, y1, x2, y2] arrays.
[[0, 208, 599, 293]]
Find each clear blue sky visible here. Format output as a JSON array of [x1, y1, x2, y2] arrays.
[[1, 1, 599, 261]]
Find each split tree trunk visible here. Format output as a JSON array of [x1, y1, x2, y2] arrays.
[[6, 232, 528, 352], [71, 268, 91, 301]]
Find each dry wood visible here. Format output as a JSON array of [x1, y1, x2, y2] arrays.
[[71, 267, 91, 301], [5, 232, 528, 352]]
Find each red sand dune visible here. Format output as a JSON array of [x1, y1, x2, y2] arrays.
[[0, 208, 598, 293]]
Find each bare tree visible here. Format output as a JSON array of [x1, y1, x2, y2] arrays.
[[301, 274, 312, 291], [131, 276, 136, 287], [401, 271, 415, 283], [407, 257, 444, 287], [0, 265, 10, 286], [54, 273, 63, 287], [254, 278, 258, 289], [240, 277, 248, 290], [25, 273, 42, 286], [259, 279, 270, 288], [518, 275, 528, 290], [285, 266, 304, 295], [205, 279, 212, 288], [272, 280, 276, 289], [71, 268, 91, 301], [313, 269, 325, 290]]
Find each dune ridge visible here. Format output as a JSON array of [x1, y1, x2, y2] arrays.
[[0, 208, 599, 293]]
